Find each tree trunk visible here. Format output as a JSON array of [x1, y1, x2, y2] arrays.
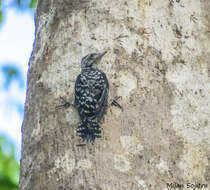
[[20, 0, 210, 189]]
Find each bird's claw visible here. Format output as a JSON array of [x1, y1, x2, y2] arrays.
[[55, 102, 71, 110], [111, 96, 123, 110], [55, 97, 73, 110]]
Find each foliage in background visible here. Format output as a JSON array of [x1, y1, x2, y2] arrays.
[[1, 64, 24, 90], [0, 135, 19, 190], [0, 0, 2, 24], [0, 0, 37, 115], [0, 0, 37, 25], [15, 0, 37, 9], [29, 0, 37, 8], [1, 64, 25, 116], [0, 0, 37, 189]]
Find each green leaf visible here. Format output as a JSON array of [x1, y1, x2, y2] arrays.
[[0, 135, 19, 190], [1, 65, 24, 90], [29, 0, 37, 8], [0, 10, 2, 24], [16, 0, 21, 7], [0, 0, 2, 8], [0, 175, 18, 190]]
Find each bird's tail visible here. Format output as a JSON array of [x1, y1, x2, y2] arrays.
[[77, 121, 101, 142]]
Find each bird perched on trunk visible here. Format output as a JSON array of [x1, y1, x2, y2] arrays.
[[74, 51, 109, 142]]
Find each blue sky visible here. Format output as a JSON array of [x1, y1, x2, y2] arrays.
[[0, 9, 35, 160]]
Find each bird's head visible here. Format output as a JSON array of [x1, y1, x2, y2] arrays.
[[81, 51, 107, 69]]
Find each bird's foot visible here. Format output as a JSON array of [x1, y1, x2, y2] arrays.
[[110, 96, 123, 111], [55, 97, 74, 110]]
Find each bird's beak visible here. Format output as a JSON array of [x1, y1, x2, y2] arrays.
[[93, 51, 108, 65], [97, 51, 108, 60]]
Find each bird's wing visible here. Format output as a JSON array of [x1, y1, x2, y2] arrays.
[[74, 71, 109, 122], [75, 73, 99, 121], [94, 72, 109, 121], [74, 74, 82, 107]]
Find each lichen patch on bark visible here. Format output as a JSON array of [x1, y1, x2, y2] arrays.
[[117, 72, 137, 98], [120, 135, 144, 155], [135, 176, 148, 190], [65, 108, 80, 126], [113, 154, 131, 172], [76, 159, 92, 170], [178, 144, 208, 180], [166, 65, 210, 148], [156, 159, 169, 174], [53, 152, 75, 174]]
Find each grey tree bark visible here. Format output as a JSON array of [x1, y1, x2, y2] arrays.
[[20, 0, 210, 190]]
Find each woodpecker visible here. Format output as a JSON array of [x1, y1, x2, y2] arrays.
[[75, 51, 109, 142]]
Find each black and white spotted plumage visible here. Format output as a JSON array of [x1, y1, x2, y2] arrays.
[[75, 52, 109, 142]]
